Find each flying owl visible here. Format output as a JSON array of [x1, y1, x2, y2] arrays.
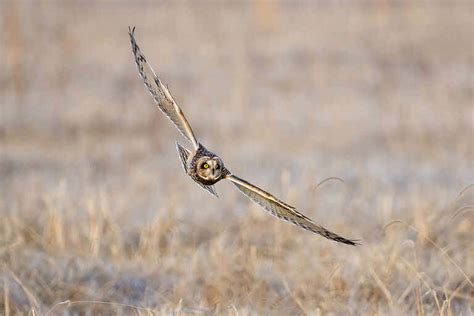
[[128, 27, 358, 246]]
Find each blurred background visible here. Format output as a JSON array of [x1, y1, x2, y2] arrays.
[[0, 1, 473, 314]]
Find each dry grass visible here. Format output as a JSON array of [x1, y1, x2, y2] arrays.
[[1, 1, 473, 315]]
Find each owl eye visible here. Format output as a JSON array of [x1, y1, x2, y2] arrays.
[[203, 163, 209, 169]]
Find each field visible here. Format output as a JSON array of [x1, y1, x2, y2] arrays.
[[0, 2, 473, 315]]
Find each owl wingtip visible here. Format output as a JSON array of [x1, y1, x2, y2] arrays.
[[343, 238, 361, 246], [328, 234, 361, 246]]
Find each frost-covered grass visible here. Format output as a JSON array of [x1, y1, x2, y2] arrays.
[[0, 2, 472, 314]]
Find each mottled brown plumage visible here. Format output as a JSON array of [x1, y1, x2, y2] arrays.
[[129, 27, 359, 246]]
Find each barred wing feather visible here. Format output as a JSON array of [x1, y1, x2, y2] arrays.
[[129, 27, 198, 150], [226, 175, 358, 246]]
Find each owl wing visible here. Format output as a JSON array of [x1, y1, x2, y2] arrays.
[[129, 27, 199, 150], [176, 142, 191, 173], [197, 182, 219, 198], [176, 142, 218, 198], [226, 174, 359, 245]]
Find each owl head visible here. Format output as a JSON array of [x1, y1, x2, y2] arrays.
[[195, 156, 225, 183]]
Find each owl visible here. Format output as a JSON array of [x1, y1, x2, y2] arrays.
[[129, 27, 359, 246]]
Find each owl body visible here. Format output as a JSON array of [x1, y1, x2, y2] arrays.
[[188, 144, 229, 185], [176, 142, 229, 196]]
